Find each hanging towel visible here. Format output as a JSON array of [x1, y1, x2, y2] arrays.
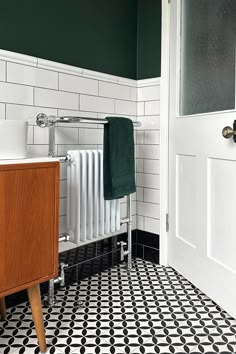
[[103, 117, 136, 200]]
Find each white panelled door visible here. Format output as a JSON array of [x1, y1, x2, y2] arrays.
[[169, 0, 236, 317]]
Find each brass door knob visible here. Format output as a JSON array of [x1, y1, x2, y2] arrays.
[[222, 126, 235, 139], [222, 120, 236, 142]]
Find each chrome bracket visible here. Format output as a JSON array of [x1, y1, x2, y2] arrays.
[[36, 113, 57, 128], [36, 113, 57, 157]]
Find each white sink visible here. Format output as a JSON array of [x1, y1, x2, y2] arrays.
[[0, 120, 28, 159]]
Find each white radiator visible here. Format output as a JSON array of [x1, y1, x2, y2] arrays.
[[67, 150, 120, 244]]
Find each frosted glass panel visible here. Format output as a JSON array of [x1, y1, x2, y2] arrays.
[[180, 0, 236, 116]]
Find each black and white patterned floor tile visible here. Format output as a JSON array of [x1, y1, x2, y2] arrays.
[[1, 259, 236, 354]]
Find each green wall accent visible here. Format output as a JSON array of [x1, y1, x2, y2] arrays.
[[0, 0, 138, 79], [0, 0, 161, 79], [137, 0, 162, 79]]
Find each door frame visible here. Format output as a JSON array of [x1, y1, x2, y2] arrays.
[[160, 0, 171, 266]]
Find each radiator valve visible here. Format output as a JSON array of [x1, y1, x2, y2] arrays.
[[118, 241, 129, 261]]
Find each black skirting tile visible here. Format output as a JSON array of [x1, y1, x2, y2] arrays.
[[132, 243, 137, 258], [77, 250, 120, 281], [136, 244, 144, 259], [59, 242, 96, 267], [64, 265, 78, 286], [137, 230, 160, 249], [96, 236, 117, 256], [143, 245, 159, 264], [132, 229, 137, 244]]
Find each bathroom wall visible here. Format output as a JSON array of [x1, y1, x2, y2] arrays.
[[0, 50, 160, 266], [0, 0, 138, 79], [137, 0, 162, 79], [0, 50, 138, 242]]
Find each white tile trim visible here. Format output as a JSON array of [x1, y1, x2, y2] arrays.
[[0, 49, 156, 87], [37, 58, 83, 76], [137, 78, 161, 88], [0, 49, 37, 67]]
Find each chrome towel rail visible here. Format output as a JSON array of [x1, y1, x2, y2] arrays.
[[36, 113, 141, 158], [36, 113, 142, 128]]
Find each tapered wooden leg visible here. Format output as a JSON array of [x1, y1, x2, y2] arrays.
[[27, 284, 47, 353], [0, 297, 6, 320]]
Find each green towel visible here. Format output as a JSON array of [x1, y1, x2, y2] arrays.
[[103, 117, 136, 200]]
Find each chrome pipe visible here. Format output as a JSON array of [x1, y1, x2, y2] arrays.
[[49, 124, 56, 157], [118, 196, 132, 267], [53, 276, 63, 285], [59, 156, 69, 163], [127, 194, 132, 270], [45, 263, 68, 307], [43, 278, 56, 307], [58, 154, 71, 163], [59, 233, 70, 242]]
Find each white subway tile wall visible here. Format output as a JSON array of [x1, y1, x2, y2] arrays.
[[59, 73, 99, 95], [136, 81, 160, 234], [80, 95, 115, 113], [0, 103, 5, 119], [7, 62, 58, 89], [0, 61, 6, 81], [34, 87, 79, 110], [0, 51, 160, 241], [0, 82, 33, 105]]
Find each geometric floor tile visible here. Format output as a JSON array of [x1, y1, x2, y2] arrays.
[[1, 259, 236, 354]]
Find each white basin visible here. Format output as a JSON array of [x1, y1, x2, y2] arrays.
[[0, 120, 28, 159]]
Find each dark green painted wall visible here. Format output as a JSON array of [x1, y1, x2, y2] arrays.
[[0, 0, 138, 79], [0, 0, 161, 79], [137, 0, 162, 79]]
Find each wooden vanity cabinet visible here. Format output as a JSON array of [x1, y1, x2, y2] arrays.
[[0, 161, 60, 352]]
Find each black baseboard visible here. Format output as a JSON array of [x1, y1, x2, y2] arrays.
[[133, 230, 160, 264], [6, 229, 159, 308]]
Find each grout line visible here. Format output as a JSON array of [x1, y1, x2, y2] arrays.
[[33, 86, 35, 106], [5, 61, 7, 82], [57, 71, 59, 90]]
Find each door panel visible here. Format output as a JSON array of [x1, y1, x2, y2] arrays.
[[169, 0, 236, 317], [176, 154, 197, 247], [207, 158, 236, 272]]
